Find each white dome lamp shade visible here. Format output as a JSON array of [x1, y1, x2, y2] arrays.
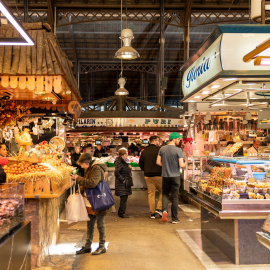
[[115, 29, 140, 60], [115, 77, 129, 96]]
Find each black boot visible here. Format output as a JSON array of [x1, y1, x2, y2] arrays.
[[92, 246, 106, 255], [76, 246, 91, 255]]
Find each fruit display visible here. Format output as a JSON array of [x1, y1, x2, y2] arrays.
[[3, 161, 74, 196], [3, 162, 50, 175]]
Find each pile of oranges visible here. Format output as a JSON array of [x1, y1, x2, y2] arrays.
[[3, 161, 50, 175]]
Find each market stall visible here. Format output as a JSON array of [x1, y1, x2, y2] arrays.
[[0, 22, 81, 267], [180, 24, 270, 265], [67, 116, 185, 188]]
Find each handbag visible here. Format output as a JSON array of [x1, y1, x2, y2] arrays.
[[86, 170, 115, 212], [65, 184, 90, 225]]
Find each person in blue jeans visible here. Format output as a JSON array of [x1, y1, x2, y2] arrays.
[[156, 132, 186, 224]]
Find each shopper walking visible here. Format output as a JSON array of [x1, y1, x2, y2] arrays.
[[139, 136, 162, 219], [72, 153, 107, 255], [156, 132, 186, 224], [114, 148, 133, 218]]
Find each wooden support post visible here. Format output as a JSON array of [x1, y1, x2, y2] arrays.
[[262, 0, 266, 24]]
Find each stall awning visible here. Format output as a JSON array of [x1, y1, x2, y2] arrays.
[[181, 25, 270, 108], [0, 22, 81, 103]]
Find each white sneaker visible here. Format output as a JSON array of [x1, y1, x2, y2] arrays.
[[155, 209, 162, 217], [172, 220, 180, 224]]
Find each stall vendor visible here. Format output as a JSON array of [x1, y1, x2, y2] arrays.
[[0, 143, 7, 157], [94, 144, 106, 158], [71, 145, 84, 176], [247, 139, 260, 156]]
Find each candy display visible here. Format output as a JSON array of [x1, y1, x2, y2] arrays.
[[193, 157, 270, 201], [222, 142, 243, 156]]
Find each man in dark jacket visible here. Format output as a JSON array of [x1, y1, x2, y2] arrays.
[[71, 145, 84, 176], [139, 136, 162, 219], [94, 144, 106, 158]]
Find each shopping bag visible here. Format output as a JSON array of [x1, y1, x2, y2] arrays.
[[66, 184, 89, 224], [86, 171, 115, 212]]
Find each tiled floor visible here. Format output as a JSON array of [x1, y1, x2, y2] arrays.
[[177, 229, 270, 270], [179, 204, 200, 213]]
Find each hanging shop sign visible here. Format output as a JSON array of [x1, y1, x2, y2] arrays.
[[181, 25, 270, 98], [182, 36, 222, 97], [221, 33, 270, 71], [76, 118, 182, 128]]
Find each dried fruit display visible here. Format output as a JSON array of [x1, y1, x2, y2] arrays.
[[0, 102, 31, 128]]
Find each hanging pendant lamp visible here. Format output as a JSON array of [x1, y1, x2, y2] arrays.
[[115, 29, 140, 60], [115, 0, 139, 60], [115, 77, 129, 96]]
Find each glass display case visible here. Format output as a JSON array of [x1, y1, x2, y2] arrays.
[[0, 183, 25, 242], [184, 156, 209, 192], [189, 157, 270, 218]]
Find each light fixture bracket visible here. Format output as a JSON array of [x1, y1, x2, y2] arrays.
[[0, 1, 34, 46]]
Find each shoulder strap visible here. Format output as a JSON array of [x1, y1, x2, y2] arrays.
[[93, 164, 105, 182]]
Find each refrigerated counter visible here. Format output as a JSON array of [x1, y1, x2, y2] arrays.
[[187, 157, 270, 265], [107, 167, 146, 189]]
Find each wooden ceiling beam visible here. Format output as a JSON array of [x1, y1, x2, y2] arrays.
[[47, 0, 54, 28]]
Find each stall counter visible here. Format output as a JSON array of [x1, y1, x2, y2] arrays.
[[107, 167, 146, 189]]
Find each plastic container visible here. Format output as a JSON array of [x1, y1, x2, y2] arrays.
[[253, 172, 266, 180]]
